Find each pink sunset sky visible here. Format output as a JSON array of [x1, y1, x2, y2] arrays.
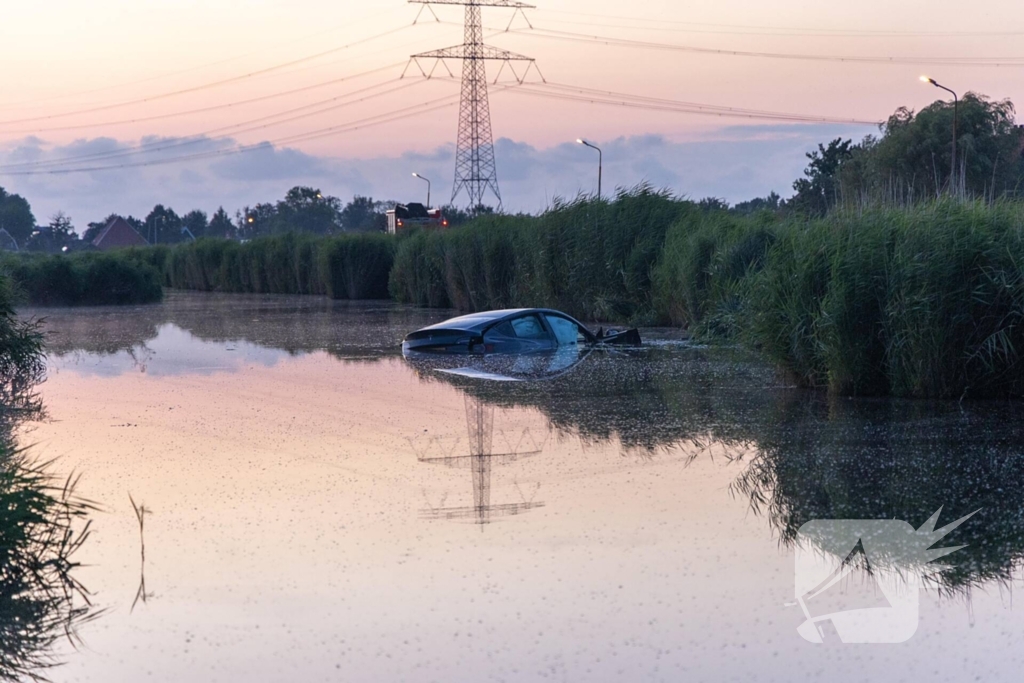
[[0, 0, 1020, 224]]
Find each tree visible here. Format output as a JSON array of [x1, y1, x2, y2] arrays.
[[698, 197, 730, 213], [236, 203, 276, 239], [437, 204, 497, 227], [181, 210, 208, 240], [340, 196, 390, 232], [207, 207, 234, 239], [0, 187, 37, 247], [732, 192, 783, 216], [274, 186, 341, 234], [25, 212, 76, 253], [144, 205, 183, 244], [790, 138, 855, 217], [846, 94, 1024, 200]]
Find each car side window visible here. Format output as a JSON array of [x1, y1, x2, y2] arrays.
[[510, 315, 548, 340], [544, 315, 580, 346], [487, 321, 516, 338]]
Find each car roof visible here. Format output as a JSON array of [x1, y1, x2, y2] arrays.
[[420, 308, 579, 332]]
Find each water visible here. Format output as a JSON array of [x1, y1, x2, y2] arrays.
[[13, 292, 1024, 682]]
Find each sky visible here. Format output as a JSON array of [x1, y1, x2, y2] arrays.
[[0, 0, 1021, 226]]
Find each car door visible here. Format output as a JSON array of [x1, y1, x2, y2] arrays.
[[543, 313, 586, 347], [483, 313, 555, 354]]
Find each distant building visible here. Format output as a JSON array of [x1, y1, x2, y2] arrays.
[[386, 203, 448, 235], [92, 216, 148, 251]]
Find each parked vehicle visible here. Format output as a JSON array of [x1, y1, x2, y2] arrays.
[[402, 308, 642, 356], [386, 203, 448, 234]]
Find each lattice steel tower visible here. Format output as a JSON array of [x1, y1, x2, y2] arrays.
[[408, 1, 539, 210]]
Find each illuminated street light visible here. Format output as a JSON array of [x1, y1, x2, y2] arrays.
[[920, 76, 959, 186], [412, 173, 431, 208], [576, 139, 603, 200]]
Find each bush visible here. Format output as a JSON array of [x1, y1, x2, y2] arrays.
[[0, 252, 163, 306]]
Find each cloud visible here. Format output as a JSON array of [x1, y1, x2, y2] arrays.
[[0, 122, 868, 227]]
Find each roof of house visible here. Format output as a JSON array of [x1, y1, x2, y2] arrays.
[[92, 216, 148, 250]]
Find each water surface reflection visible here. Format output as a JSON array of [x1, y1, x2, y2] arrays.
[[0, 343, 97, 681], [25, 292, 1024, 681]]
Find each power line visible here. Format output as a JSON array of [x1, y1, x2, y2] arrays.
[[0, 89, 467, 176], [0, 5, 411, 112], [535, 8, 1024, 38], [506, 82, 881, 124], [0, 77, 425, 171], [510, 25, 1024, 66], [533, 14, 1024, 38], [0, 24, 417, 128], [0, 62, 407, 136]]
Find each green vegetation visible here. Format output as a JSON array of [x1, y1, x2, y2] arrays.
[[7, 190, 1024, 400], [0, 252, 164, 307], [164, 232, 395, 300], [394, 191, 1024, 399], [789, 94, 1024, 215], [766, 201, 1024, 398], [0, 270, 96, 681], [391, 187, 690, 323], [656, 199, 1024, 399]]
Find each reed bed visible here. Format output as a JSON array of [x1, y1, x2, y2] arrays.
[[390, 186, 689, 323], [0, 252, 163, 306], [8, 192, 1024, 398], [165, 233, 395, 300], [736, 201, 1024, 398]]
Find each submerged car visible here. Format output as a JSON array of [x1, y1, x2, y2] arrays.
[[402, 308, 641, 356]]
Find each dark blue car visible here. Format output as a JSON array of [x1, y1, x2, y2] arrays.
[[402, 308, 641, 356]]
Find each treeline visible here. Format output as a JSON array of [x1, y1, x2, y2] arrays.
[[0, 184, 487, 256], [698, 92, 1024, 217]]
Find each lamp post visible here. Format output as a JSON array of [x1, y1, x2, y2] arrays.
[[149, 215, 165, 245], [921, 76, 959, 187], [577, 139, 603, 200], [412, 173, 431, 208]]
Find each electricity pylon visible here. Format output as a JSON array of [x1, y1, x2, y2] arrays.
[[407, 1, 541, 210]]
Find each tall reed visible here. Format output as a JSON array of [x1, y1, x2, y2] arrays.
[[164, 233, 395, 299]]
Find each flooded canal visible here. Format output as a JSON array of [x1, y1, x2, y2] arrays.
[[15, 292, 1024, 682]]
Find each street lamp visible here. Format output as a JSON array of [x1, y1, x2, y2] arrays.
[[412, 173, 431, 208], [149, 215, 165, 244], [921, 76, 959, 187], [577, 139, 603, 200]]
